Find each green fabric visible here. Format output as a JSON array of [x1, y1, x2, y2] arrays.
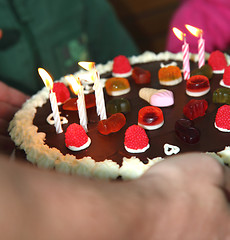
[[0, 0, 139, 95]]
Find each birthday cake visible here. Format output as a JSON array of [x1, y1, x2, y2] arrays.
[[8, 51, 230, 180]]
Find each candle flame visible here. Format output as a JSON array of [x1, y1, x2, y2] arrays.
[[185, 24, 202, 38], [78, 61, 95, 71], [65, 75, 81, 95], [172, 27, 185, 41], [38, 68, 53, 90]]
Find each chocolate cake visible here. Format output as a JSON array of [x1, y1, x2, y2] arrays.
[[9, 51, 230, 179]]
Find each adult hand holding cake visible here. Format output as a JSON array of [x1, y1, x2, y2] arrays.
[[0, 81, 29, 155]]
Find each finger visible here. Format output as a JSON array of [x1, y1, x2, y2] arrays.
[[0, 135, 15, 156], [0, 118, 10, 135], [0, 81, 29, 107], [0, 101, 19, 121], [222, 166, 230, 200]]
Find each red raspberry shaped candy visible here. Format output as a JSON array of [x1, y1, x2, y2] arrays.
[[208, 50, 227, 72], [53, 82, 70, 104], [65, 123, 91, 150], [124, 125, 149, 153], [215, 105, 230, 132], [112, 55, 132, 77], [223, 66, 230, 86]]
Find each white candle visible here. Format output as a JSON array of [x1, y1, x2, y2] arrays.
[[49, 90, 63, 134], [66, 75, 88, 132], [38, 68, 63, 134], [77, 84, 88, 132], [93, 70, 107, 120]]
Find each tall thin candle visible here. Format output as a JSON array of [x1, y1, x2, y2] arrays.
[[38, 68, 63, 134]]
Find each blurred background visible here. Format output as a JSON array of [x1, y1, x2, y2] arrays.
[[109, 0, 180, 53]]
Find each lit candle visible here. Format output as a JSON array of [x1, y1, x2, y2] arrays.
[[66, 75, 88, 132], [38, 68, 63, 134], [78, 61, 107, 120], [173, 27, 190, 80], [185, 24, 205, 68]]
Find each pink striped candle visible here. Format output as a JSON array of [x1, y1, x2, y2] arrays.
[[185, 25, 205, 68], [198, 32, 205, 68], [182, 34, 190, 80], [173, 27, 190, 80]]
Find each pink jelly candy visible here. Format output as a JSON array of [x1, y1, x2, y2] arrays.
[[97, 113, 126, 135], [183, 99, 208, 120], [132, 67, 151, 84], [175, 119, 200, 144]]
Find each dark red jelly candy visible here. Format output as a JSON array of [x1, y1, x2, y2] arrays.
[[132, 67, 151, 84], [183, 99, 208, 120], [175, 119, 200, 144]]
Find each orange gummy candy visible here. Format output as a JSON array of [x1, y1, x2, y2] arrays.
[[158, 66, 181, 81], [97, 113, 126, 135]]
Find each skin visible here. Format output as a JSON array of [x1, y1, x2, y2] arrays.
[[0, 153, 230, 240]]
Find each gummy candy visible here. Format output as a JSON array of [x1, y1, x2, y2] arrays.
[[138, 106, 164, 130], [65, 123, 91, 151], [97, 113, 126, 135], [139, 88, 174, 107], [124, 125, 149, 153], [105, 77, 130, 96], [112, 55, 132, 77], [215, 105, 230, 132], [208, 50, 227, 73], [186, 75, 210, 97], [53, 82, 70, 104], [158, 65, 182, 86], [62, 93, 96, 111], [213, 88, 230, 105], [175, 119, 200, 144], [106, 98, 131, 115], [183, 99, 208, 120], [132, 67, 151, 84], [223, 66, 230, 86], [190, 64, 213, 79]]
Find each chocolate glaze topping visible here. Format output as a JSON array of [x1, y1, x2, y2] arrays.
[[33, 60, 229, 165]]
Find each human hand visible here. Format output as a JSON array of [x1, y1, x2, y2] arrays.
[[0, 81, 29, 154], [137, 153, 230, 240]]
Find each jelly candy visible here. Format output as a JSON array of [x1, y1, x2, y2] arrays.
[[132, 66, 151, 84], [138, 106, 164, 130], [53, 82, 70, 104], [97, 113, 126, 135], [106, 98, 131, 115], [65, 123, 91, 151], [208, 50, 227, 73], [124, 125, 149, 153], [190, 64, 213, 79], [215, 105, 230, 132], [112, 55, 132, 77], [139, 88, 174, 107], [62, 93, 96, 111], [158, 65, 182, 86], [222, 66, 230, 87], [213, 88, 230, 105], [183, 99, 208, 120], [175, 119, 200, 144], [105, 77, 130, 96], [186, 75, 210, 97]]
